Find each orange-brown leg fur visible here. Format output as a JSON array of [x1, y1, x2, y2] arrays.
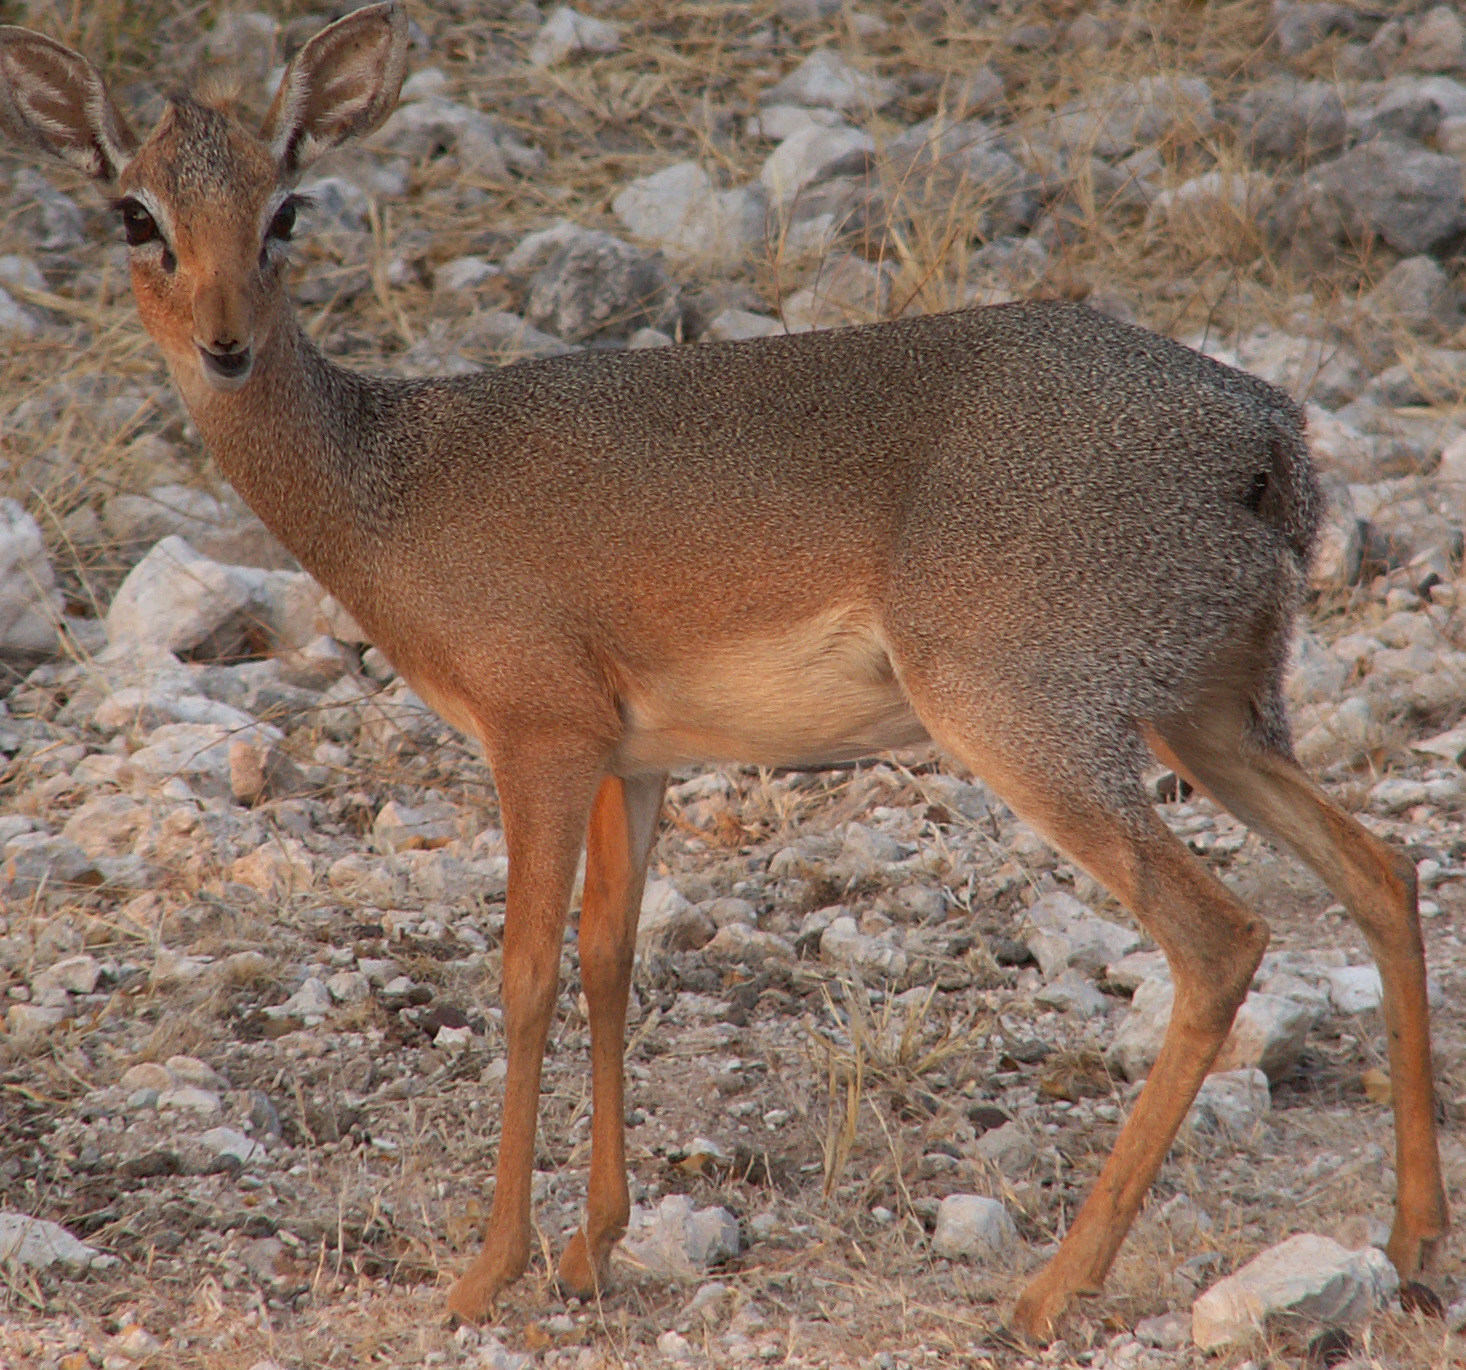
[[1151, 718, 1448, 1279], [891, 658, 1274, 1341], [557, 772, 667, 1297], [995, 793, 1268, 1339], [447, 749, 603, 1323]]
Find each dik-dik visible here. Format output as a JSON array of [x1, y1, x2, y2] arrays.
[[0, 3, 1445, 1339]]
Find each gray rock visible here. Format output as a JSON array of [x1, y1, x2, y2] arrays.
[[1274, 139, 1466, 262], [972, 1120, 1035, 1174], [1144, 169, 1273, 242], [326, 970, 371, 1004], [1360, 347, 1466, 408], [763, 49, 897, 112], [7, 1003, 66, 1035], [0, 285, 39, 339], [820, 916, 907, 979], [105, 537, 253, 657], [1213, 992, 1317, 1077], [1186, 1067, 1271, 1137], [266, 977, 332, 1024], [760, 123, 875, 202], [530, 7, 620, 67], [621, 1195, 741, 1278], [701, 922, 791, 966], [639, 878, 693, 950], [127, 722, 252, 800], [370, 96, 541, 179], [0, 1212, 111, 1271], [780, 253, 891, 331], [1326, 964, 1383, 1013], [1271, 1, 1362, 59], [1052, 76, 1215, 158], [197, 1125, 265, 1165], [1230, 78, 1346, 162], [882, 119, 1039, 239], [1361, 255, 1464, 337], [931, 1194, 1019, 1262], [1192, 1234, 1398, 1349], [1135, 1311, 1192, 1350], [1025, 891, 1142, 980], [31, 954, 99, 997], [1232, 328, 1366, 409], [613, 162, 768, 263], [1405, 8, 1466, 75], [2, 834, 102, 899], [0, 254, 47, 295], [103, 484, 231, 551], [1034, 969, 1111, 1017], [507, 220, 677, 343], [10, 168, 83, 251], [457, 309, 578, 362], [156, 1083, 221, 1114], [0, 499, 62, 654], [1354, 76, 1466, 145]]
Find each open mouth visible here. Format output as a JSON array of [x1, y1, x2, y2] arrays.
[[198, 345, 253, 388]]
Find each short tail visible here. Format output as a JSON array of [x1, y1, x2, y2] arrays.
[[1245, 408, 1321, 573]]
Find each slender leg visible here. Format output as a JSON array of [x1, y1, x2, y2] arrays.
[[447, 748, 603, 1323], [557, 771, 668, 1296], [994, 792, 1268, 1339], [1152, 718, 1448, 1279]]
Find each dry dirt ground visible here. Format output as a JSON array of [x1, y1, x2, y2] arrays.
[[3, 1, 1466, 1368]]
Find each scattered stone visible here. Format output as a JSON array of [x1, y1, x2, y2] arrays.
[[1034, 968, 1111, 1017], [1274, 139, 1466, 262], [31, 954, 99, 998], [1326, 964, 1384, 1013], [620, 1195, 742, 1278], [1191, 1234, 1399, 1349], [763, 49, 897, 112], [197, 1126, 265, 1166], [0, 499, 63, 654], [760, 123, 875, 202], [820, 915, 908, 979], [374, 799, 461, 852], [1186, 1067, 1271, 1137], [1230, 78, 1346, 162], [1135, 1310, 1192, 1350], [0, 1212, 111, 1271], [1025, 891, 1142, 980], [931, 1194, 1019, 1262], [614, 162, 767, 264], [507, 220, 677, 343], [529, 7, 621, 68]]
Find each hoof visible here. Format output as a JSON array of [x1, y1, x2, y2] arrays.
[[556, 1228, 608, 1300]]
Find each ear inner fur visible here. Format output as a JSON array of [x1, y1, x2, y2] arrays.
[[0, 26, 135, 180]]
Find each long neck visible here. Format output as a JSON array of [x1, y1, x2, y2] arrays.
[[175, 309, 384, 592]]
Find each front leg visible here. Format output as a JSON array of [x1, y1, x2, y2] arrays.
[[447, 745, 602, 1323], [557, 772, 667, 1297]]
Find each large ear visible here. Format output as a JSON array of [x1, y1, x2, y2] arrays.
[[0, 26, 136, 182], [261, 2, 407, 177]]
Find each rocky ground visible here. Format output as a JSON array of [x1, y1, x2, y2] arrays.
[[4, 0, 1466, 1366]]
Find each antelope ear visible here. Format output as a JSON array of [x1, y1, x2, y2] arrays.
[[0, 25, 136, 182], [261, 1, 407, 176]]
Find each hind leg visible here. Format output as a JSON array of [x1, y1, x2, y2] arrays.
[[1152, 710, 1448, 1278], [899, 678, 1270, 1339]]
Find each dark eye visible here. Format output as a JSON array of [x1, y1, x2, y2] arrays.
[[118, 198, 158, 247], [267, 199, 298, 242]]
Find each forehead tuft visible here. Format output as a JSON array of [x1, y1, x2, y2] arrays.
[[124, 96, 276, 207]]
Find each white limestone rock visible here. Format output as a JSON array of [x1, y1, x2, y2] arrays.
[[620, 1195, 741, 1278], [0, 498, 63, 653], [931, 1194, 1019, 1262], [1191, 1234, 1398, 1349]]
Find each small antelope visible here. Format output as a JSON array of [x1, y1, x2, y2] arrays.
[[0, 4, 1446, 1339]]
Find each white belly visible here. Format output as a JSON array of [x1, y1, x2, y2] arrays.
[[613, 609, 929, 772]]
